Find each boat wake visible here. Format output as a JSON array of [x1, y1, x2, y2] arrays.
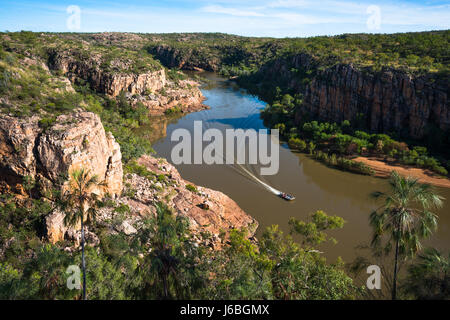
[[236, 164, 281, 195]]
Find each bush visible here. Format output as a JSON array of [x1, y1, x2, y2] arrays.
[[186, 184, 198, 193], [288, 137, 307, 151], [164, 105, 182, 115], [38, 117, 55, 131]]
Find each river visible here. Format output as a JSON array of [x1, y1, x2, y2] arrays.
[[150, 72, 450, 263]]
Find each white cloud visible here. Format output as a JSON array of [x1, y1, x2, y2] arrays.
[[201, 5, 265, 17]]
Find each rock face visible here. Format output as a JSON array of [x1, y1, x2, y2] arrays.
[[48, 49, 166, 97], [48, 49, 206, 115], [1, 112, 256, 247], [42, 155, 257, 247], [123, 155, 258, 246], [149, 45, 219, 71], [301, 63, 449, 139], [255, 53, 449, 139], [0, 111, 123, 197]]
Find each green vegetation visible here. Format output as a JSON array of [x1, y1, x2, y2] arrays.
[[164, 105, 183, 115], [369, 171, 444, 299], [61, 169, 106, 300], [186, 184, 197, 193], [262, 93, 449, 176], [144, 31, 449, 78], [1, 171, 448, 300], [403, 248, 450, 299], [0, 188, 361, 300]]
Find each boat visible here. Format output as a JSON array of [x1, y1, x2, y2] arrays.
[[278, 192, 295, 201]]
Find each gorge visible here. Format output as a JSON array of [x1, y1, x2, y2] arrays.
[[0, 30, 449, 300]]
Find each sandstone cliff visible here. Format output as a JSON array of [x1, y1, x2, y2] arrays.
[[47, 49, 206, 115], [0, 112, 256, 246], [252, 53, 449, 139], [149, 45, 220, 72], [0, 110, 123, 198]]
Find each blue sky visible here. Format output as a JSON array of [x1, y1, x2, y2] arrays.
[[0, 0, 449, 37]]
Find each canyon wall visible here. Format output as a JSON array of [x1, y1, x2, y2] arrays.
[[253, 53, 449, 139], [0, 111, 256, 246], [48, 49, 166, 96], [47, 49, 206, 115], [150, 45, 449, 139], [0, 110, 123, 197], [301, 63, 449, 139]]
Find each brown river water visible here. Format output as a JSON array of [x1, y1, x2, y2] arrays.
[[149, 72, 450, 263]]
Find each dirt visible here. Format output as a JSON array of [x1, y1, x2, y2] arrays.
[[353, 156, 450, 188]]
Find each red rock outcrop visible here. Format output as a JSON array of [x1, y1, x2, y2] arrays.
[[48, 49, 166, 96], [48, 49, 206, 115], [0, 111, 123, 197], [300, 63, 449, 139], [121, 155, 258, 246], [254, 53, 449, 139]]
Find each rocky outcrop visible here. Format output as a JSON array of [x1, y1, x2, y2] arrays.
[[253, 53, 449, 139], [0, 112, 255, 246], [43, 154, 257, 247], [48, 49, 206, 115], [0, 110, 123, 197], [48, 49, 166, 97], [300, 63, 449, 139], [121, 155, 258, 247], [149, 45, 219, 71]]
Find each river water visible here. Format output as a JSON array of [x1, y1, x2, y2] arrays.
[[151, 72, 450, 262]]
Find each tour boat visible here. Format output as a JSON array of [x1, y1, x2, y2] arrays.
[[279, 192, 295, 201]]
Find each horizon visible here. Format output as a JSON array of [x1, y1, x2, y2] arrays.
[[1, 0, 449, 38], [2, 29, 449, 39]]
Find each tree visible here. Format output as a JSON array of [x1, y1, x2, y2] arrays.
[[260, 211, 357, 300], [403, 248, 450, 299], [369, 171, 444, 300], [62, 168, 105, 300], [133, 202, 206, 299]]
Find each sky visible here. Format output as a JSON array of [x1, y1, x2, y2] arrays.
[[0, 0, 449, 37]]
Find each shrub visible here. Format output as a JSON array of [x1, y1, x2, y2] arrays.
[[186, 184, 198, 193], [288, 137, 307, 151], [38, 117, 55, 131], [164, 105, 182, 115]]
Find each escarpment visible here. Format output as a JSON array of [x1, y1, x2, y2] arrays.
[[47, 48, 206, 115], [300, 62, 449, 139], [0, 110, 123, 197], [0, 112, 257, 246], [48, 49, 167, 96], [245, 53, 449, 140]]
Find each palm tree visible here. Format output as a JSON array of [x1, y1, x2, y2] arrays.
[[135, 202, 189, 299], [403, 248, 450, 299], [370, 171, 444, 300], [62, 168, 105, 300]]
